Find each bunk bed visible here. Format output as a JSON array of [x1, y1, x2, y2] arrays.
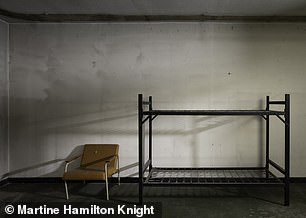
[[138, 94, 290, 206]]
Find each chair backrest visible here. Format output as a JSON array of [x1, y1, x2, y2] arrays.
[[80, 144, 119, 170]]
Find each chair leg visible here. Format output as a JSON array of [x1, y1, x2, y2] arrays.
[[117, 157, 120, 186], [118, 170, 120, 186], [64, 180, 69, 200], [105, 176, 109, 200]]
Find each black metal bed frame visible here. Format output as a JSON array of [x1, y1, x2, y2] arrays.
[[138, 94, 290, 206]]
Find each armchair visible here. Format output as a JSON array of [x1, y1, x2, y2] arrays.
[[63, 144, 120, 200]]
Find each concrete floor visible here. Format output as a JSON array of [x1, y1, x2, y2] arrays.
[[1, 183, 306, 217]]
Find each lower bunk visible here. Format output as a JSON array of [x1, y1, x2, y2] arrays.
[[144, 167, 283, 186]]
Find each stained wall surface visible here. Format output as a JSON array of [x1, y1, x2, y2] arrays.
[[8, 22, 306, 177], [0, 19, 8, 180]]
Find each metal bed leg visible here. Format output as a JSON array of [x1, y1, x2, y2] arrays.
[[284, 184, 289, 206], [265, 96, 270, 178], [139, 181, 143, 205], [284, 94, 290, 206], [149, 96, 153, 172], [138, 94, 144, 205]]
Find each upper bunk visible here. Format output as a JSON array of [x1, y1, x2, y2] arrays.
[[143, 109, 284, 116], [140, 94, 289, 117]]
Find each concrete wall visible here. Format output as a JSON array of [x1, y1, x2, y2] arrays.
[[0, 19, 8, 180], [8, 22, 306, 177]]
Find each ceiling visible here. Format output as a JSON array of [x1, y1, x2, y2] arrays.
[[0, 0, 306, 22]]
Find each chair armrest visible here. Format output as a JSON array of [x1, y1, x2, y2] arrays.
[[64, 155, 81, 173], [104, 155, 119, 177], [104, 155, 117, 163], [104, 155, 119, 172]]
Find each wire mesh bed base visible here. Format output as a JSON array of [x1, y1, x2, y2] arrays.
[[144, 167, 283, 186]]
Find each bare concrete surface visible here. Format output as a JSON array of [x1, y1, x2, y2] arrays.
[[1, 183, 306, 217]]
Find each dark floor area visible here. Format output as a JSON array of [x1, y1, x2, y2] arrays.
[[1, 183, 306, 217]]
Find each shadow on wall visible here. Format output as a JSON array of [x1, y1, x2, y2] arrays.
[[10, 99, 137, 133], [43, 147, 139, 178], [8, 97, 267, 178], [9, 101, 142, 178], [2, 145, 84, 179], [12, 104, 262, 136], [4, 141, 140, 178], [189, 98, 265, 166], [9, 20, 295, 177], [189, 117, 265, 166], [278, 2, 306, 15]]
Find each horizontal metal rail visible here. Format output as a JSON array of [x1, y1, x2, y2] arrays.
[[143, 110, 285, 116], [144, 182, 284, 187], [269, 101, 286, 105], [154, 167, 266, 171], [142, 101, 151, 105]]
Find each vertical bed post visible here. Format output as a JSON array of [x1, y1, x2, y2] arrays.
[[265, 96, 270, 174], [149, 96, 153, 172], [138, 94, 143, 204], [284, 94, 290, 206]]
